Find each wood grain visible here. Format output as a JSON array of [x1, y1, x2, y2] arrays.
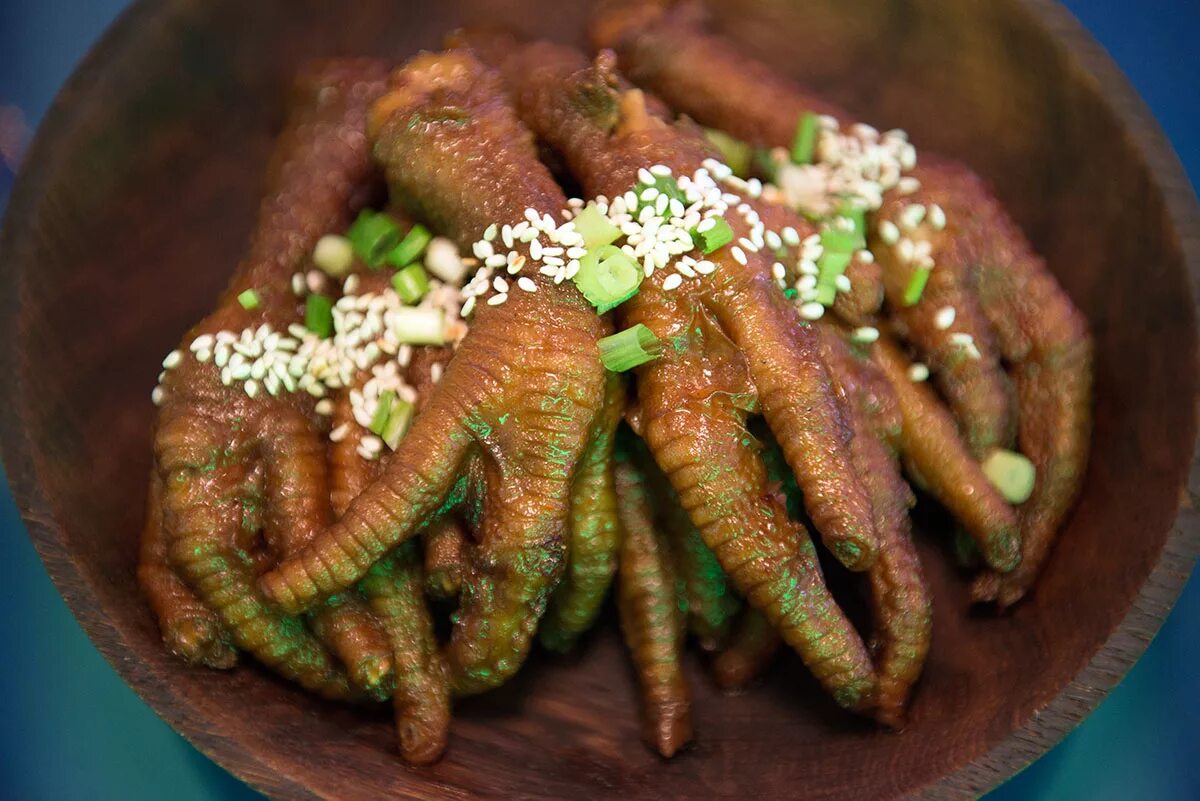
[[0, 0, 1197, 799]]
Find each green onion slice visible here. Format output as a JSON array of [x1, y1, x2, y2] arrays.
[[369, 390, 395, 436], [572, 202, 622, 249], [386, 223, 432, 269], [902, 266, 932, 306], [819, 228, 861, 254], [599, 324, 662, 372], [237, 289, 260, 310], [305, 294, 334, 338], [382, 398, 415, 450], [390, 307, 446, 345], [347, 211, 402, 268], [982, 448, 1037, 504], [691, 216, 734, 254], [392, 264, 430, 305], [703, 128, 753, 177], [815, 251, 852, 306], [791, 112, 820, 165], [573, 244, 643, 314]]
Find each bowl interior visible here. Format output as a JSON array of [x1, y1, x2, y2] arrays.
[[2, 0, 1197, 799]]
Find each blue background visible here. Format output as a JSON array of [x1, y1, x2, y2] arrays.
[[1, 2, 1197, 799]]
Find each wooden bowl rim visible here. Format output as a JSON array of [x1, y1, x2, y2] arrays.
[[1, 1, 1197, 798]]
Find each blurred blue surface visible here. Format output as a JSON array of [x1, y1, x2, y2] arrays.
[[0, 2, 1197, 799]]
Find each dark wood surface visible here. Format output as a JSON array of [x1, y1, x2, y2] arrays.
[[0, 0, 1197, 798]]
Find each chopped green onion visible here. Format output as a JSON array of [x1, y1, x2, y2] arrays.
[[572, 202, 622, 249], [386, 223, 432, 268], [392, 264, 430, 305], [312, 234, 355, 277], [599, 324, 662, 371], [815, 251, 852, 305], [305, 294, 334, 338], [390, 307, 445, 345], [690, 216, 734, 254], [369, 391, 396, 436], [382, 398, 415, 450], [902, 266, 932, 306], [819, 228, 861, 254], [982, 449, 1037, 504], [753, 147, 781, 182], [783, 287, 798, 299], [347, 211, 402, 268], [790, 112, 820, 164], [573, 244, 643, 314], [237, 289, 260, 310], [703, 128, 753, 177]]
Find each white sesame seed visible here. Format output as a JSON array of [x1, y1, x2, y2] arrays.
[[852, 326, 880, 344], [638, 168, 655, 185], [900, 204, 927, 230], [799, 259, 819, 276], [697, 218, 716, 233], [151, 386, 165, 406], [857, 249, 875, 264], [782, 227, 801, 247], [879, 220, 901, 244], [431, 363, 444, 383], [695, 260, 716, 274], [162, 350, 183, 369], [731, 246, 748, 265], [660, 273, 682, 291], [650, 164, 672, 177], [929, 204, 947, 230], [484, 223, 498, 241], [493, 277, 509, 293], [292, 273, 306, 296], [935, 306, 957, 330], [738, 237, 759, 253], [344, 274, 360, 294], [306, 270, 326, 294], [898, 176, 921, 195], [517, 277, 538, 293], [487, 293, 508, 306], [835, 274, 852, 292], [766, 230, 783, 251], [244, 379, 259, 398], [772, 262, 787, 280], [908, 363, 930, 382], [799, 302, 825, 320]]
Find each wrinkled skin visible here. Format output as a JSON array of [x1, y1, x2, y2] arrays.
[[591, 0, 1093, 604], [466, 38, 879, 713], [140, 59, 397, 700], [260, 53, 611, 695], [614, 446, 693, 757]]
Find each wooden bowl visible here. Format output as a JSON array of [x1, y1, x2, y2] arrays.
[[1, 0, 1197, 798]]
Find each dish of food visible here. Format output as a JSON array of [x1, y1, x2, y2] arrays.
[[140, 0, 1093, 764], [2, 0, 1196, 798]]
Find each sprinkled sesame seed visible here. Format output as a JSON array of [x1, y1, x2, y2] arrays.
[[484, 223, 498, 241], [151, 386, 165, 406], [650, 164, 672, 176], [908, 363, 930, 382], [697, 217, 716, 233], [695, 260, 716, 275], [852, 326, 880, 344], [245, 379, 259, 398], [517, 277, 538, 293], [731, 246, 748, 265], [897, 238, 916, 263], [766, 230, 783, 251], [738, 237, 759, 253], [880, 220, 901, 244], [898, 176, 921, 195], [431, 363, 444, 383], [493, 277, 509, 293], [772, 262, 787, 280], [857, 249, 875, 264], [292, 273, 306, 296], [344, 274, 360, 294], [638, 168, 655, 185], [782, 226, 801, 246], [799, 302, 826, 321], [315, 399, 334, 416], [900, 204, 927, 230], [935, 306, 956, 330], [835, 274, 852, 292], [162, 350, 183, 369], [929, 204, 947, 230], [487, 293, 508, 306], [662, 273, 683, 291]]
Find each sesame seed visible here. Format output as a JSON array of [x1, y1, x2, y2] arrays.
[[929, 204, 946, 230], [485, 253, 507, 269], [343, 274, 359, 294], [695, 260, 716, 274], [898, 176, 921, 195], [835, 274, 852, 292], [244, 379, 259, 398], [315, 399, 334, 416], [857, 249, 875, 264], [852, 326, 880, 344], [162, 350, 183, 369], [908, 363, 930, 382], [517, 277, 538, 293], [772, 262, 787, 280], [650, 164, 672, 176], [638, 168, 655, 185], [879, 220, 901, 244], [487, 293, 508, 306], [935, 306, 956, 330], [151, 386, 165, 406], [493, 277, 509, 293], [766, 230, 783, 251], [292, 273, 306, 296], [431, 363, 444, 383], [731, 246, 748, 265], [662, 273, 683, 291], [738, 237, 759, 253], [782, 227, 801, 247], [484, 223, 498, 241], [897, 238, 916, 263], [799, 302, 825, 320], [900, 204, 927, 230]]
